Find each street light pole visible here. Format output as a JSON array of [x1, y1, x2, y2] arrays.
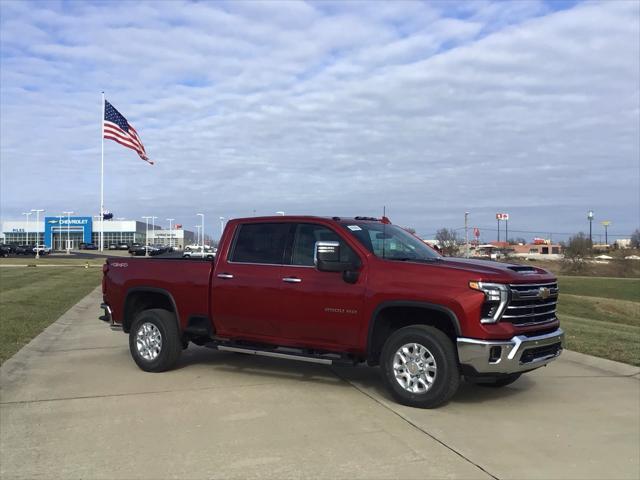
[[142, 216, 152, 257], [63, 211, 74, 253], [587, 210, 594, 245], [31, 209, 44, 259], [22, 212, 31, 245], [195, 225, 202, 247], [464, 212, 469, 258], [197, 213, 205, 247], [57, 215, 63, 251], [219, 217, 225, 240], [166, 218, 174, 247], [601, 221, 611, 246]]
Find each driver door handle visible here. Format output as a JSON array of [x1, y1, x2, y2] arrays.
[[217, 273, 234, 279], [282, 277, 302, 283]]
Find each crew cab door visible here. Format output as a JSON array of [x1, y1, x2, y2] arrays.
[[278, 223, 366, 349], [211, 222, 291, 338]]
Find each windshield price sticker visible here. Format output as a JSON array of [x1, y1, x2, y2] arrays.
[[347, 225, 362, 231]]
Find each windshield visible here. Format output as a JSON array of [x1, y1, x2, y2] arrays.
[[342, 222, 441, 261]]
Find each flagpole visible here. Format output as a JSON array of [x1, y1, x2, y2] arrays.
[[100, 92, 105, 252]]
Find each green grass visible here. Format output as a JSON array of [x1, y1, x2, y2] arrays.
[[557, 277, 640, 366], [0, 267, 102, 364], [558, 276, 640, 302]]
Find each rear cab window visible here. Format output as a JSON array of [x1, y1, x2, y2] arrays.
[[230, 223, 290, 264]]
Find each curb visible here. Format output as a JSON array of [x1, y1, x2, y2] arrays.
[[562, 350, 640, 377]]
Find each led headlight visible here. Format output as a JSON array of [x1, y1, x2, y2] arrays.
[[469, 281, 509, 324]]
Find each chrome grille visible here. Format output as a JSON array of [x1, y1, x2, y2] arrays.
[[503, 282, 559, 326]]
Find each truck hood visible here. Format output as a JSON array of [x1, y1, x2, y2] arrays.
[[432, 257, 556, 283]]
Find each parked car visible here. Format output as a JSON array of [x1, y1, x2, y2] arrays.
[[0, 244, 16, 255], [129, 245, 160, 256], [33, 245, 51, 255], [79, 243, 98, 250], [182, 247, 215, 260], [0, 245, 10, 257], [101, 215, 564, 409], [117, 242, 130, 250], [108, 243, 118, 250], [15, 245, 35, 255]]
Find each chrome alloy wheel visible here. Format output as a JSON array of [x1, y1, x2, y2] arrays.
[[393, 343, 437, 393], [136, 322, 163, 361]]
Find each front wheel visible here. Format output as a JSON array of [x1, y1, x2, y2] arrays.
[[129, 309, 182, 372], [380, 325, 460, 408]]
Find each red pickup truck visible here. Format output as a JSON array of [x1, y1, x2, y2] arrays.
[[101, 215, 564, 408]]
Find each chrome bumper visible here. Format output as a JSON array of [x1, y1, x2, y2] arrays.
[[457, 328, 564, 375]]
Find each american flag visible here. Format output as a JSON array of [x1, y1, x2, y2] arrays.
[[103, 100, 152, 164]]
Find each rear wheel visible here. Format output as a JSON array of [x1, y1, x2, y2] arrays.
[[129, 309, 182, 372], [380, 325, 460, 408]]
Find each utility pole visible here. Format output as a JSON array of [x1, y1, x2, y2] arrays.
[[197, 213, 205, 247], [22, 212, 31, 245], [63, 211, 74, 253], [166, 218, 174, 247], [601, 221, 611, 245], [31, 209, 44, 258], [464, 212, 469, 258], [142, 216, 152, 256]]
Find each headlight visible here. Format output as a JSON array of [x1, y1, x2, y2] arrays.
[[469, 281, 509, 324]]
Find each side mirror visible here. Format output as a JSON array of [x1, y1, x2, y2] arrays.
[[313, 241, 359, 283]]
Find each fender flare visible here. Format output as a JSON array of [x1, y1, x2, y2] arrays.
[[123, 286, 181, 332], [366, 300, 462, 362]]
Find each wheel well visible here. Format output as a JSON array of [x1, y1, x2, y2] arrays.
[[123, 290, 176, 333], [367, 306, 458, 365]]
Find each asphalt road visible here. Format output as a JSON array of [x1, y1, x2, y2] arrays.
[[1, 287, 638, 479]]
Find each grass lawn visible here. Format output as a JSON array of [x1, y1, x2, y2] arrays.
[[557, 277, 640, 366], [0, 266, 102, 364]]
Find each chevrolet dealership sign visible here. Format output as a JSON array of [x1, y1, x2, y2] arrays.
[[44, 216, 92, 248]]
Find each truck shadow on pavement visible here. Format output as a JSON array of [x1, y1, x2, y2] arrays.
[[177, 345, 537, 405]]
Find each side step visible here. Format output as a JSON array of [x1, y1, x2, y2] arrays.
[[207, 342, 357, 366]]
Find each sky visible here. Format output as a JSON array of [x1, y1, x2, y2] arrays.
[[1, 0, 638, 242]]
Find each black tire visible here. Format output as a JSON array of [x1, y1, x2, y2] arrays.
[[380, 325, 460, 408], [129, 309, 182, 372], [469, 373, 521, 388]]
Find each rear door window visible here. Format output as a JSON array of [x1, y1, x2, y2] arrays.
[[230, 223, 290, 264]]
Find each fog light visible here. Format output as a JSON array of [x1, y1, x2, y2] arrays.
[[489, 346, 502, 363]]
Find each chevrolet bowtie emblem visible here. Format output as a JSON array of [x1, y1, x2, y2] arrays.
[[539, 287, 551, 299]]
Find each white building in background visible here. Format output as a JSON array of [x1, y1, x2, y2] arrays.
[[1, 216, 194, 250]]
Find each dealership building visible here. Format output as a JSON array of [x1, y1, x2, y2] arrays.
[[1, 216, 195, 250]]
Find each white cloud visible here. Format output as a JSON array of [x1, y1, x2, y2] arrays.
[[0, 0, 638, 240]]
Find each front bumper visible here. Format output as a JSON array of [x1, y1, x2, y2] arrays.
[[457, 328, 564, 375]]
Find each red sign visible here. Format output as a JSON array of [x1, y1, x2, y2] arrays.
[[473, 227, 480, 238], [175, 224, 182, 229], [496, 213, 509, 221]]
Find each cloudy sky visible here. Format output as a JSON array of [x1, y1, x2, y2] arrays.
[[1, 0, 638, 241]]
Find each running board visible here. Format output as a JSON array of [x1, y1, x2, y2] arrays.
[[209, 343, 357, 366]]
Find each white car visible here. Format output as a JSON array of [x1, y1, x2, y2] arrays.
[[182, 247, 215, 260], [33, 245, 51, 255]]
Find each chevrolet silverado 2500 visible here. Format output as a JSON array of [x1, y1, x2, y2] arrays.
[[101, 215, 564, 408]]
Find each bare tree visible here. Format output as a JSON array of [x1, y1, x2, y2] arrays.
[[631, 229, 640, 249], [562, 232, 591, 273], [435, 228, 460, 256]]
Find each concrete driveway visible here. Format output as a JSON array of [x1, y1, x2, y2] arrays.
[[1, 287, 638, 480]]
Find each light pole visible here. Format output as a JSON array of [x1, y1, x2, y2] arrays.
[[276, 211, 285, 216], [464, 212, 469, 258], [142, 216, 152, 256], [587, 210, 594, 245], [63, 211, 74, 253], [195, 225, 202, 248], [31, 209, 44, 258], [57, 215, 63, 251], [219, 217, 225, 240], [601, 221, 611, 246], [197, 213, 205, 247], [116, 217, 125, 243], [166, 218, 174, 247], [150, 216, 158, 245], [22, 212, 31, 245]]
